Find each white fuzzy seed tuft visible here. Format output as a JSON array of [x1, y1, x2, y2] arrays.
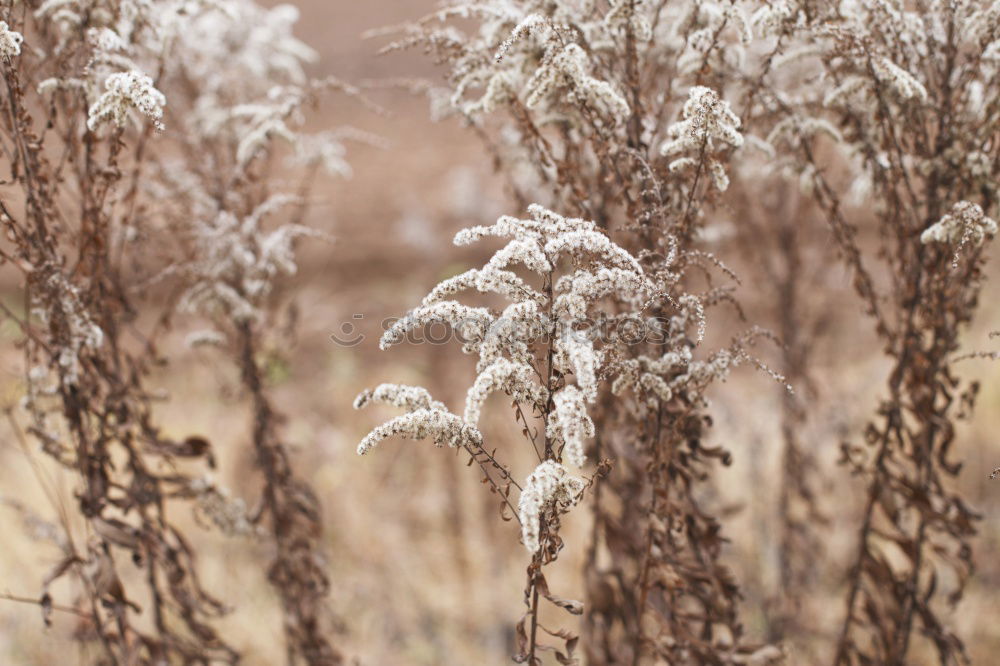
[[0, 21, 24, 58], [87, 70, 166, 131], [518, 460, 585, 553]]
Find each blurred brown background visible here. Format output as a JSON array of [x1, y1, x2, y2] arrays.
[[1, 1, 998, 664]]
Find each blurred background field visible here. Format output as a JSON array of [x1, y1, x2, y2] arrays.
[[1, 1, 999, 664]]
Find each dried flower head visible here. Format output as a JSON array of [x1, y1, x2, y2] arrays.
[[354, 399, 482, 455], [87, 69, 167, 131], [872, 56, 928, 103], [547, 385, 594, 468], [464, 359, 547, 425], [0, 21, 24, 58], [661, 86, 743, 191], [354, 383, 447, 412], [180, 195, 321, 322], [920, 201, 998, 247], [518, 460, 585, 553], [523, 41, 630, 124]]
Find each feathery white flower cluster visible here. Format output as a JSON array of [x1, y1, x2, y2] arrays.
[[173, 2, 317, 95], [87, 70, 166, 131], [359, 204, 654, 553], [494, 13, 549, 63], [435, 8, 632, 124], [34, 0, 155, 40], [380, 301, 494, 351], [524, 41, 630, 124], [475, 300, 543, 371], [556, 334, 601, 402], [464, 359, 547, 425], [0, 21, 23, 58], [762, 0, 1000, 235], [485, 236, 553, 274], [39, 1, 174, 135], [795, 2, 935, 115], [439, 205, 644, 393], [223, 88, 314, 168], [461, 70, 515, 116], [423, 268, 544, 307], [354, 403, 482, 455], [547, 386, 594, 468], [871, 57, 927, 103], [920, 201, 998, 247], [382, 206, 652, 384], [661, 86, 743, 191], [354, 383, 447, 412], [518, 460, 585, 553], [609, 291, 746, 406], [180, 195, 319, 322], [612, 355, 676, 403], [613, 345, 744, 406], [88, 26, 127, 53], [605, 0, 653, 42], [555, 267, 649, 319], [454, 204, 595, 246], [687, 347, 743, 388], [163, 1, 352, 177], [543, 230, 645, 275], [378, 0, 773, 215], [354, 384, 483, 453], [674, 1, 754, 74]]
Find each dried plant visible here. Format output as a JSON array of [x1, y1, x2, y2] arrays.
[[751, 1, 1000, 663], [1, 0, 350, 662], [368, 2, 792, 664], [356, 203, 659, 663]]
